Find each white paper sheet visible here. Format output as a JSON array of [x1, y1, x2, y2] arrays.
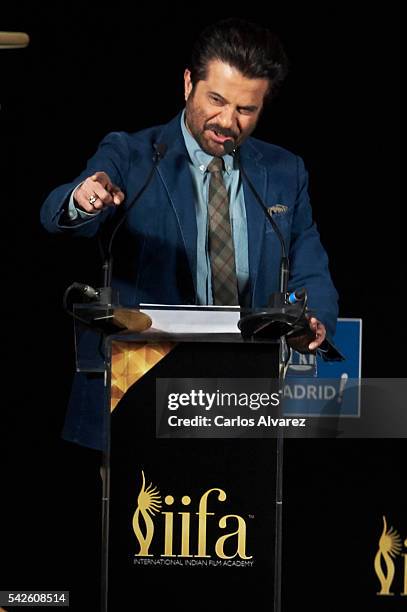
[[139, 304, 241, 334]]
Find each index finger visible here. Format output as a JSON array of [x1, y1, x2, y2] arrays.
[[90, 171, 111, 189]]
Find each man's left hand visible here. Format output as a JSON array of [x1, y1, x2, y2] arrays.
[[287, 316, 326, 353], [307, 317, 326, 351]]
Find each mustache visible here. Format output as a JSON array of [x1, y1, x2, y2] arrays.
[[204, 123, 238, 139]]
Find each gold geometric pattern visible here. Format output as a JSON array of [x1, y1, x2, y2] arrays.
[[110, 340, 175, 411]]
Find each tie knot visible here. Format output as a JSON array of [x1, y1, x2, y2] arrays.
[[207, 157, 224, 173]]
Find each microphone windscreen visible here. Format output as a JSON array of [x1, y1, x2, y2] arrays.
[[223, 140, 235, 155]]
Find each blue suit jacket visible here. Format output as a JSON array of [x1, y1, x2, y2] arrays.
[[41, 112, 338, 449]]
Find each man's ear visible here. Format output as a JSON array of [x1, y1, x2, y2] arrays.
[[184, 69, 193, 101]]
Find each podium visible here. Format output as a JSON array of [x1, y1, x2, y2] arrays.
[[74, 305, 287, 611], [71, 304, 407, 611]]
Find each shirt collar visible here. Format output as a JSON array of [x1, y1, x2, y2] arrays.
[[180, 109, 234, 175]]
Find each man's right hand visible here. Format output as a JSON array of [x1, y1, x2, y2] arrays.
[[73, 172, 125, 213]]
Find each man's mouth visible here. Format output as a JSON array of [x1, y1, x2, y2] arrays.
[[208, 129, 235, 144]]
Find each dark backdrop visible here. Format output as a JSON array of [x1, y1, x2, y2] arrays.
[[1, 5, 404, 611]]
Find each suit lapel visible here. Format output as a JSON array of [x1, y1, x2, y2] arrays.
[[155, 115, 198, 295], [240, 143, 268, 305]]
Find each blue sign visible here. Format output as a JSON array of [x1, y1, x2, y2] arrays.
[[285, 318, 362, 417]]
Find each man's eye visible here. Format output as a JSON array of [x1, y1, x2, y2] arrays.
[[210, 96, 223, 104]]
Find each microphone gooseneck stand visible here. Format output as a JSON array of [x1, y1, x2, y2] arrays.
[[101, 142, 168, 305], [223, 139, 309, 343]]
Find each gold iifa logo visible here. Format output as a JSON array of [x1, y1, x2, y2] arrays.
[[374, 516, 407, 596], [132, 471, 252, 559]]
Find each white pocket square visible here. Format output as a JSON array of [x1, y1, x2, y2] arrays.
[[267, 204, 288, 216]]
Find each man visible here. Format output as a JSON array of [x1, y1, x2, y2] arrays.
[[41, 18, 338, 449]]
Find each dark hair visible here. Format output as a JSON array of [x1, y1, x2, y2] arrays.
[[189, 18, 289, 100]]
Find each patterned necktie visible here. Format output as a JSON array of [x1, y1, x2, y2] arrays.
[[207, 157, 239, 305]]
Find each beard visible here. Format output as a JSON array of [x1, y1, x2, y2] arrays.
[[185, 96, 241, 156]]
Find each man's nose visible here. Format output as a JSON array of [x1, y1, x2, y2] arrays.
[[217, 106, 237, 129]]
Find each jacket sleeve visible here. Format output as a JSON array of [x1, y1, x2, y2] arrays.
[[40, 132, 131, 238], [287, 155, 339, 338]]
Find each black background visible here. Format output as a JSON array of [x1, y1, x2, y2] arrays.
[[1, 5, 405, 611]]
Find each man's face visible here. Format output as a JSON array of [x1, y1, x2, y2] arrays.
[[184, 60, 270, 156]]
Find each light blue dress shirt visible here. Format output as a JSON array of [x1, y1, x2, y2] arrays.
[[180, 111, 249, 305]]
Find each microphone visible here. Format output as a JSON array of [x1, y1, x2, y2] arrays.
[[223, 139, 289, 294], [71, 283, 99, 300], [98, 142, 168, 305], [288, 288, 306, 304], [64, 143, 168, 330], [223, 138, 309, 340], [225, 139, 345, 361]]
